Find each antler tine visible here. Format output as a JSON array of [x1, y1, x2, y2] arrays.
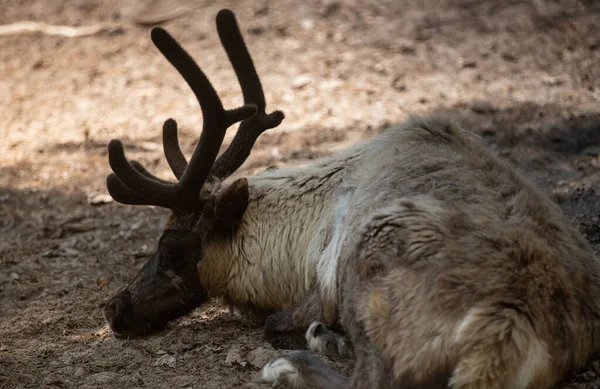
[[107, 127, 198, 208], [161, 110, 254, 180], [209, 9, 285, 180], [108, 139, 177, 201], [106, 126, 185, 205], [106, 173, 156, 206], [150, 27, 256, 196], [216, 9, 266, 111], [162, 118, 187, 179]]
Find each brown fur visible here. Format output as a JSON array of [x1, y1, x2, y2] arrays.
[[253, 116, 600, 389]]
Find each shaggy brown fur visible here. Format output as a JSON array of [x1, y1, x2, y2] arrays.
[[254, 116, 600, 389]]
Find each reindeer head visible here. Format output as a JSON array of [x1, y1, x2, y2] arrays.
[[103, 9, 283, 338]]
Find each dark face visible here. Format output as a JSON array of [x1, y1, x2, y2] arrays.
[[104, 229, 208, 338]]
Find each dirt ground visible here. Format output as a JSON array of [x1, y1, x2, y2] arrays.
[[1, 0, 599, 388]]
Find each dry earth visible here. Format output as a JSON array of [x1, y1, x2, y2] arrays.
[[1, 0, 599, 388]]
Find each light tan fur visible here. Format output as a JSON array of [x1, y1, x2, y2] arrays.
[[198, 138, 367, 312]]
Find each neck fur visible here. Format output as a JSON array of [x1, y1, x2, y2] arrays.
[[198, 156, 355, 313]]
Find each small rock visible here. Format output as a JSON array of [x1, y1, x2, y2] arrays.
[[301, 19, 314, 30], [154, 354, 176, 368], [32, 58, 45, 69], [96, 277, 107, 287], [140, 141, 159, 151], [501, 52, 518, 62], [10, 272, 20, 281], [392, 76, 406, 91], [400, 45, 416, 55], [62, 247, 81, 257], [370, 62, 386, 75], [43, 377, 65, 386], [292, 75, 312, 89], [248, 26, 265, 35], [225, 346, 247, 367], [86, 371, 118, 384], [88, 193, 113, 206], [64, 219, 96, 233], [73, 367, 85, 377], [541, 75, 564, 86], [461, 60, 477, 68], [41, 249, 60, 258]]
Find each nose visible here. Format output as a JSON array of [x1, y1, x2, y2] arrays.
[[103, 292, 129, 329]]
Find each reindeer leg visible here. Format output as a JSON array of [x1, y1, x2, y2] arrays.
[[306, 321, 353, 360], [263, 308, 308, 350], [252, 350, 349, 389], [254, 320, 353, 388], [264, 291, 324, 350]]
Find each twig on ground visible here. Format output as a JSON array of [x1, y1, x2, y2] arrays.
[[0, 1, 205, 37], [0, 21, 117, 37]]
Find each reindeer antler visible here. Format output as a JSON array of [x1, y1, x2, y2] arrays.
[[157, 9, 285, 180], [106, 9, 283, 214], [210, 9, 284, 179]]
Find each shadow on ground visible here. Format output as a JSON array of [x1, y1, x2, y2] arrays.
[[2, 97, 600, 388]]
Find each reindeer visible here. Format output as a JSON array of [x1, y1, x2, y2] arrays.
[[103, 9, 600, 389]]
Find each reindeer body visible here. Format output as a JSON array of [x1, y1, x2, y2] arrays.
[[332, 116, 600, 388], [102, 10, 600, 389], [251, 116, 600, 389], [194, 114, 600, 388]]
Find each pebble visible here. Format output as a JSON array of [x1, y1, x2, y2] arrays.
[[292, 75, 313, 89], [86, 371, 117, 384], [154, 354, 176, 368]]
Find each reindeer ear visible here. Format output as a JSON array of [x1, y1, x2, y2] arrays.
[[214, 178, 249, 224]]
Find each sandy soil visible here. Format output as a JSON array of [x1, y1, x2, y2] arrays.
[[1, 0, 599, 388]]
